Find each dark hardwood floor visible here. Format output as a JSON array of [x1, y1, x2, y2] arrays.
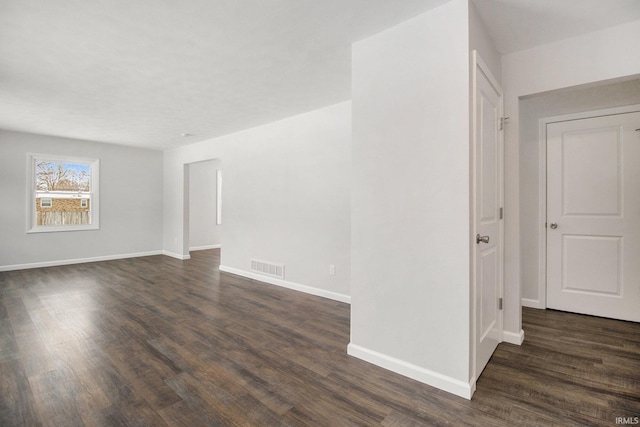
[[1, 249, 638, 426]]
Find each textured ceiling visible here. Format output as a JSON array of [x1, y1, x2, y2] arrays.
[[0, 0, 450, 149], [1, 0, 639, 150]]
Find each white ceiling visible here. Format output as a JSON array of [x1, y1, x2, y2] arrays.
[[472, 0, 640, 55], [1, 0, 639, 150]]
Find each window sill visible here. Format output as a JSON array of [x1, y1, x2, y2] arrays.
[[27, 224, 100, 234]]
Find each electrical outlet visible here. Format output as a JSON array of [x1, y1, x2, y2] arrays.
[[329, 264, 336, 275]]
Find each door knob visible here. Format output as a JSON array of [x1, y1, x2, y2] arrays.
[[476, 234, 490, 244], [550, 223, 558, 229]]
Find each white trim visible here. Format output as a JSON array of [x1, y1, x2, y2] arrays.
[[27, 153, 100, 233], [542, 104, 640, 125], [216, 170, 222, 225], [0, 250, 164, 272], [522, 298, 545, 309], [189, 244, 221, 252], [536, 104, 640, 311], [473, 51, 502, 96], [537, 117, 548, 309], [502, 329, 525, 345], [347, 343, 474, 400], [219, 264, 351, 304], [163, 251, 191, 260]]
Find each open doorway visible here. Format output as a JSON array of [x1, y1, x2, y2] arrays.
[[186, 159, 222, 253], [518, 76, 640, 314]]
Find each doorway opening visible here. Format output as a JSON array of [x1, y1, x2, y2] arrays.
[[185, 159, 222, 254], [517, 76, 640, 321]]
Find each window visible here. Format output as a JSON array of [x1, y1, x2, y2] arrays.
[[28, 153, 99, 233]]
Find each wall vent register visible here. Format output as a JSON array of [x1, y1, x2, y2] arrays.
[[250, 259, 285, 279]]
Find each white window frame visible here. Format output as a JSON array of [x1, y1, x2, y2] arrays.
[[27, 153, 100, 233]]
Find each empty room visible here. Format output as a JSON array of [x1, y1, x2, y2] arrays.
[[1, 0, 639, 425]]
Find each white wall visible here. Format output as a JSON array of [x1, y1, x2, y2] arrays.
[[349, 0, 473, 398], [163, 101, 351, 301], [502, 19, 640, 336], [0, 130, 163, 270], [188, 159, 221, 250], [519, 78, 640, 307], [468, 0, 500, 83]]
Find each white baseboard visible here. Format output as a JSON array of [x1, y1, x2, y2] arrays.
[[522, 298, 545, 309], [218, 265, 351, 304], [162, 251, 191, 260], [503, 329, 525, 345], [0, 250, 164, 272], [347, 343, 474, 400], [189, 244, 221, 252]]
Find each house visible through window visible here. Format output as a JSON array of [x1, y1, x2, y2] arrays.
[[28, 154, 99, 232]]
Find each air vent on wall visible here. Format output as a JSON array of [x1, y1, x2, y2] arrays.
[[250, 259, 285, 279]]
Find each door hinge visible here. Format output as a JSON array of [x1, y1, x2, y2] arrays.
[[499, 117, 510, 131], [499, 207, 504, 219], [498, 298, 503, 310]]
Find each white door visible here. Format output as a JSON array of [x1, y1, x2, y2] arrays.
[[473, 52, 503, 380], [547, 112, 640, 322]]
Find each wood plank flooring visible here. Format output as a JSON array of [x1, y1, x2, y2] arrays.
[[1, 249, 638, 426]]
